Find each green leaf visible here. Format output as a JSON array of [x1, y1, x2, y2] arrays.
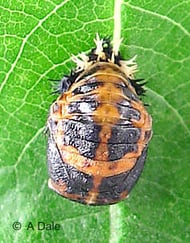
[[0, 0, 189, 242]]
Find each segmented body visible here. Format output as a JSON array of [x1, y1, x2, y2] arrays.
[[47, 35, 152, 205]]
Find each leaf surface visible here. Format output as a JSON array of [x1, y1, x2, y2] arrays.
[[0, 0, 189, 242]]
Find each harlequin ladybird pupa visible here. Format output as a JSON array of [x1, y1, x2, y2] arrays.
[[46, 34, 152, 205]]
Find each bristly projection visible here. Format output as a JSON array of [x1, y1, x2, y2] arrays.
[[53, 34, 146, 96]]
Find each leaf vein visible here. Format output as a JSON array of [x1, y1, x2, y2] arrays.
[[0, 0, 70, 94], [124, 2, 190, 37], [147, 88, 190, 136]]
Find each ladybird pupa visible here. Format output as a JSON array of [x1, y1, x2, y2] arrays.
[[46, 34, 152, 205]]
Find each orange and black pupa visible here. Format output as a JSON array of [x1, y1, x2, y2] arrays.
[[46, 34, 152, 205]]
